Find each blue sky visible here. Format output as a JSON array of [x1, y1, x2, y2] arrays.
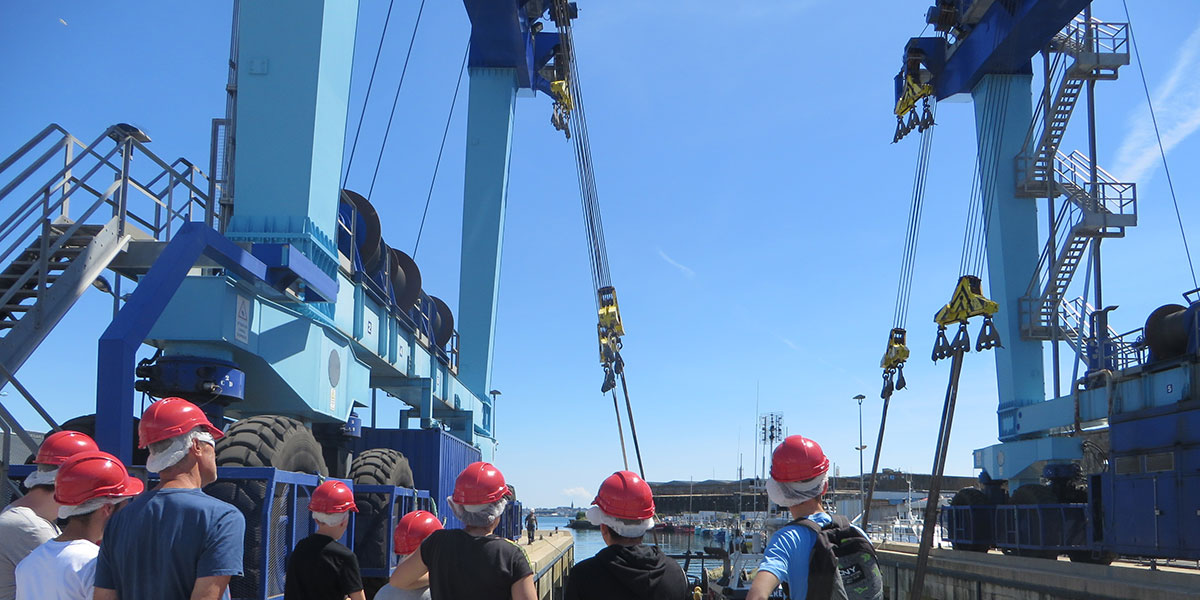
[[1, 1, 1197, 509]]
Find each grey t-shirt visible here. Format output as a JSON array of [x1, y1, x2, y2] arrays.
[[0, 505, 61, 600], [374, 583, 431, 600]]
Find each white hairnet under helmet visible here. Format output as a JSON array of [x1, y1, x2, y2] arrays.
[[145, 428, 215, 473], [766, 471, 829, 508], [58, 495, 129, 520], [585, 505, 655, 538], [23, 464, 58, 488], [447, 496, 509, 527], [312, 511, 350, 527]]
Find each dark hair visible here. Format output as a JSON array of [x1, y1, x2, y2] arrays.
[[601, 524, 644, 545]]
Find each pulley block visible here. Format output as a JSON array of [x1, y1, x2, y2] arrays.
[[932, 325, 953, 362], [975, 315, 1003, 351], [934, 275, 999, 326]]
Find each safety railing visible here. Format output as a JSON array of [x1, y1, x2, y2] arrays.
[[1054, 151, 1137, 218], [1060, 18, 1130, 58], [994, 503, 1091, 551]]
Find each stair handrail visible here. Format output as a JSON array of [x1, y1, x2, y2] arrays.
[[0, 125, 220, 328]]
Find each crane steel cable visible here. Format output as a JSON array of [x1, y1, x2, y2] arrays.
[[342, 0, 399, 187], [413, 42, 469, 258], [366, 0, 427, 200], [552, 1, 647, 481], [1121, 1, 1198, 287]]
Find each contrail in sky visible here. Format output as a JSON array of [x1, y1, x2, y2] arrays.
[[657, 248, 695, 278], [1114, 21, 1200, 184]]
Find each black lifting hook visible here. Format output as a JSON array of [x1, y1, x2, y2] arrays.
[[896, 362, 907, 390], [932, 326, 953, 362], [601, 366, 617, 394], [976, 315, 1003, 351], [881, 369, 895, 400], [950, 322, 972, 353]]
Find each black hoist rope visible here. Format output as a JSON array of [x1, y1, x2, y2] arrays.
[[553, 2, 647, 483], [366, 0, 427, 201], [1122, 1, 1198, 287], [342, 0, 398, 187], [413, 42, 469, 258]]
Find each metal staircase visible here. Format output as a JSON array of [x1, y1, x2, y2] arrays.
[[1021, 151, 1137, 340], [1017, 18, 1129, 197], [0, 124, 218, 471]]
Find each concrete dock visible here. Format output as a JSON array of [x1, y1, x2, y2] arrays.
[[526, 530, 574, 600], [876, 542, 1200, 600]]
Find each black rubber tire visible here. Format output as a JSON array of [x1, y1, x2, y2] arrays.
[[351, 448, 414, 598], [1010, 484, 1060, 559], [949, 487, 991, 552], [58, 414, 150, 465], [215, 415, 328, 475], [349, 448, 413, 487]]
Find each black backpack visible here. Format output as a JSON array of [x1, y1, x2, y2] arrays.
[[786, 514, 884, 600]]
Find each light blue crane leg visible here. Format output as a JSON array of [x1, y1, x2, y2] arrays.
[[972, 74, 1046, 442], [457, 68, 517, 422]]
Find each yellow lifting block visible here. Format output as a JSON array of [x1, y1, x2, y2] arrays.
[[597, 286, 624, 337], [551, 80, 574, 111], [934, 275, 999, 326], [894, 74, 933, 117], [880, 327, 911, 369]]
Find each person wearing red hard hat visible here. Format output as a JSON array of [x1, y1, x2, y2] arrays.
[[284, 480, 364, 600], [94, 397, 245, 600], [564, 470, 690, 600], [14, 451, 142, 600], [0, 430, 98, 600], [390, 461, 535, 600], [375, 510, 443, 600], [748, 435, 881, 600]]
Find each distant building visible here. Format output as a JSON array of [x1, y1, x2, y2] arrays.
[[647, 470, 977, 516]]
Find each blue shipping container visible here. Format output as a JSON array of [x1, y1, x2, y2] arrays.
[[354, 427, 482, 529]]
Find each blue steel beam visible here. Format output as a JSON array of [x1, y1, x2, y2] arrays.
[[457, 68, 517, 407], [972, 74, 1047, 441], [95, 223, 335, 462], [224, 0, 358, 279], [455, 0, 560, 406], [901, 0, 1091, 101]]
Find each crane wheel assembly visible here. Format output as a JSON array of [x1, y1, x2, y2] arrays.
[[215, 415, 329, 475]]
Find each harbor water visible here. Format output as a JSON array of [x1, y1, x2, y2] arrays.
[[537, 516, 726, 582]]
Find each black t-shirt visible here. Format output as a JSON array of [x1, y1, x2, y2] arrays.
[[565, 544, 692, 600], [421, 529, 534, 600], [284, 534, 363, 600]]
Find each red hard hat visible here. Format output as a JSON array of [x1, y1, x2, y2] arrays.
[[138, 397, 225, 448], [35, 431, 99, 466], [394, 510, 443, 555], [770, 435, 830, 482], [309, 480, 358, 514], [592, 470, 655, 520], [54, 451, 144, 506], [452, 461, 508, 505]]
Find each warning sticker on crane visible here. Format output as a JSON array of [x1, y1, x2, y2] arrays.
[[235, 296, 251, 344]]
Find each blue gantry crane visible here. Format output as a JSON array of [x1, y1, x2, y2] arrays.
[[0, 1, 578, 597], [895, 0, 1199, 564]]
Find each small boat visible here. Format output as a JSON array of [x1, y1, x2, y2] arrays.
[[567, 518, 601, 530]]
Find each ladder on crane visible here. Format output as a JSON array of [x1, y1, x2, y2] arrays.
[[0, 124, 218, 483]]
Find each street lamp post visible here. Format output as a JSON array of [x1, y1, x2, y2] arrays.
[[488, 389, 501, 439], [853, 393, 867, 519]]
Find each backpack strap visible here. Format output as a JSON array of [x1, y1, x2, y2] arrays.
[[785, 516, 838, 600]]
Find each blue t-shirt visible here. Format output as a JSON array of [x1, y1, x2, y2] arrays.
[[756, 512, 832, 600], [95, 488, 245, 600]]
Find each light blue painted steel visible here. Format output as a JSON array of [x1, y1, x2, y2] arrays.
[[147, 276, 369, 423], [224, 0, 358, 277], [1010, 363, 1193, 436], [971, 74, 1047, 441], [973, 436, 1083, 488], [457, 67, 518, 415]]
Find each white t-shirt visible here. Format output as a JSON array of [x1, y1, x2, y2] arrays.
[[14, 539, 98, 600], [0, 506, 60, 600]]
